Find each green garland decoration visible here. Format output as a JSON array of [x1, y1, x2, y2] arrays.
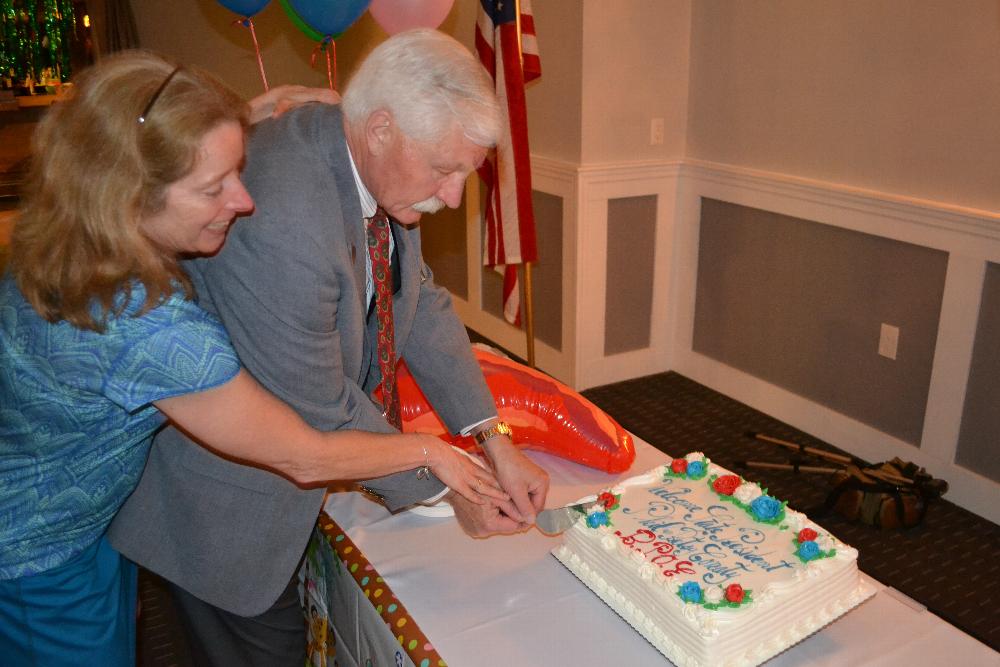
[[0, 0, 76, 85]]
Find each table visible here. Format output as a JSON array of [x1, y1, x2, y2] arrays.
[[14, 93, 62, 108], [323, 439, 999, 666]]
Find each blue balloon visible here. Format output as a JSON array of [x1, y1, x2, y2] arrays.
[[217, 0, 271, 17], [287, 0, 371, 38]]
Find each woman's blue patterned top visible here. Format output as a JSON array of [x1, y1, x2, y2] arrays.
[[0, 274, 241, 579]]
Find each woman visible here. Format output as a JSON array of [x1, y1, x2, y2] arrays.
[[0, 51, 506, 665]]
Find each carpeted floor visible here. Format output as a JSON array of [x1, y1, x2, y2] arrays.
[[137, 367, 1000, 664]]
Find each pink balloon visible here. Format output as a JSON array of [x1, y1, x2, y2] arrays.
[[368, 0, 454, 35]]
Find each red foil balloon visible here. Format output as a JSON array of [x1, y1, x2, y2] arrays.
[[395, 349, 635, 473]]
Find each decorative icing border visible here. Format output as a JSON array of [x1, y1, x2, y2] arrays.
[[582, 492, 622, 528], [707, 473, 787, 524], [554, 542, 877, 667], [678, 581, 754, 610], [663, 452, 710, 481]]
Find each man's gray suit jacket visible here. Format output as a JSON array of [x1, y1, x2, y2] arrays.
[[108, 104, 496, 617]]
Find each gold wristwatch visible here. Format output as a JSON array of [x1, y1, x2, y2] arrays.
[[473, 421, 512, 445]]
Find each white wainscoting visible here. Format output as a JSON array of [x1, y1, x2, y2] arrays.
[[453, 156, 1000, 522], [452, 157, 681, 389], [671, 159, 1000, 525]]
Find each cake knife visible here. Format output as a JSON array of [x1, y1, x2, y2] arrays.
[[536, 495, 597, 535]]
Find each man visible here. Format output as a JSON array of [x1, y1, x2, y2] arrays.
[[108, 29, 549, 665]]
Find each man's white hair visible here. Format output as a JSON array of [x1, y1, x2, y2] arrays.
[[342, 29, 500, 147]]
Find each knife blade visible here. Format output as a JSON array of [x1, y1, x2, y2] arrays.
[[536, 495, 597, 535]]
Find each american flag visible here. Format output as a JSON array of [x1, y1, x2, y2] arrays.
[[475, 0, 540, 326]]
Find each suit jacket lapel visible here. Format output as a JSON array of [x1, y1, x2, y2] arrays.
[[327, 132, 370, 384], [350, 217, 367, 316], [392, 222, 420, 347]]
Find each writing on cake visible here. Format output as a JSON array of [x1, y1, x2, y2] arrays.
[[619, 478, 795, 585]]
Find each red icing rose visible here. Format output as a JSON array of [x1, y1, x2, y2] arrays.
[[598, 492, 616, 509], [671, 458, 688, 474], [798, 528, 818, 543], [713, 474, 741, 496], [725, 583, 745, 603]]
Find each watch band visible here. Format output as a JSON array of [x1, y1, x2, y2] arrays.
[[474, 421, 512, 445]]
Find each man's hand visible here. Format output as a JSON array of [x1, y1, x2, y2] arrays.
[[481, 435, 549, 524], [446, 490, 528, 537]]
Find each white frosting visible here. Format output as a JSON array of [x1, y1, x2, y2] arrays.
[[733, 482, 763, 505], [553, 460, 876, 667], [704, 586, 725, 604]]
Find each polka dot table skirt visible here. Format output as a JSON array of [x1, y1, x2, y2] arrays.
[[300, 512, 446, 667]]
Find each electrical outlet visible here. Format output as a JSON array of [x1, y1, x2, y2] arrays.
[[650, 118, 664, 146], [879, 323, 899, 360]]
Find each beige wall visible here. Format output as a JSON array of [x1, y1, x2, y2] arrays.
[[128, 0, 480, 99], [524, 0, 584, 163], [687, 1, 1000, 212], [129, 0, 580, 163], [124, 1, 1000, 210], [581, 0, 690, 163], [133, 1, 337, 96]]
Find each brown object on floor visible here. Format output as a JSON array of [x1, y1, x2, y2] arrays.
[[824, 459, 947, 530], [830, 477, 925, 530]]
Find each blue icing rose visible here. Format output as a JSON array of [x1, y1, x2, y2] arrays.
[[797, 540, 821, 561], [679, 581, 703, 604], [750, 495, 782, 521], [686, 460, 706, 477], [586, 511, 609, 528]]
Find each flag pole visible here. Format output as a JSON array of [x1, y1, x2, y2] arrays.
[[513, 0, 537, 368], [523, 262, 536, 367]]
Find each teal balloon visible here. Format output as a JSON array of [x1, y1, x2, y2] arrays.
[[285, 0, 370, 39], [217, 0, 271, 16]]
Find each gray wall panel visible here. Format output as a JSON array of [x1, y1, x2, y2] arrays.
[[605, 196, 657, 356], [693, 199, 948, 445], [419, 192, 468, 300], [531, 191, 563, 350], [956, 262, 1000, 483], [479, 191, 564, 351]]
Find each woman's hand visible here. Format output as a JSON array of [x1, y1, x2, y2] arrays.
[[248, 85, 340, 125], [424, 438, 509, 507]]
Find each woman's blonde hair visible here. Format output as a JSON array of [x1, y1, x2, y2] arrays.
[[12, 50, 248, 331]]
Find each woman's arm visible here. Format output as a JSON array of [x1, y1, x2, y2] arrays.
[[247, 85, 340, 124], [154, 370, 505, 505]]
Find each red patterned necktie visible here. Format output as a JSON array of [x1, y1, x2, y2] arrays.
[[366, 207, 402, 429]]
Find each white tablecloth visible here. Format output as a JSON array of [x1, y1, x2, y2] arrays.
[[324, 439, 999, 666]]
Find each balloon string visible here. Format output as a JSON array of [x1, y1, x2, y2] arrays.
[[232, 17, 269, 92], [330, 39, 337, 91], [310, 36, 337, 92], [247, 18, 269, 92]]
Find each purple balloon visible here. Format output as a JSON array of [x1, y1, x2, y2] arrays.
[[216, 0, 271, 17], [286, 0, 371, 37]]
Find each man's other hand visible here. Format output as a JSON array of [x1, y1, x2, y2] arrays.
[[446, 491, 529, 537], [482, 436, 549, 524]]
